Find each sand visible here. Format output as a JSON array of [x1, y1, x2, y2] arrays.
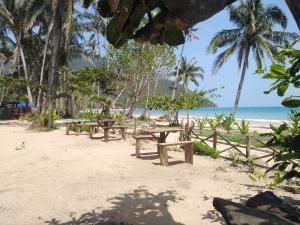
[[0, 120, 298, 225]]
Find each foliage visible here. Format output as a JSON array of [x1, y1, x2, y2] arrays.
[[222, 116, 235, 133], [258, 43, 300, 186], [236, 119, 250, 136], [193, 141, 220, 158], [28, 110, 60, 131], [195, 117, 208, 132], [207, 114, 224, 131], [264, 111, 300, 185], [147, 90, 217, 113], [258, 41, 300, 108]]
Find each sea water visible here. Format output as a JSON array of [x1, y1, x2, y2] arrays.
[[131, 106, 298, 123]]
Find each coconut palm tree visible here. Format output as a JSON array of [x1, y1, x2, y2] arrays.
[[171, 28, 198, 100], [0, 0, 45, 106], [172, 57, 204, 94], [208, 0, 299, 116]]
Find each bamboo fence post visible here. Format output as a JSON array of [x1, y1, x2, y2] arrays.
[[213, 130, 217, 149], [246, 135, 251, 158]]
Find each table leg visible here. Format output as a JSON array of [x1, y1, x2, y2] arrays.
[[89, 126, 93, 138], [76, 125, 80, 136], [121, 128, 126, 140], [66, 124, 69, 135], [104, 128, 109, 142]]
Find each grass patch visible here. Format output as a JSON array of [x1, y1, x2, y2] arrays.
[[193, 141, 220, 158]]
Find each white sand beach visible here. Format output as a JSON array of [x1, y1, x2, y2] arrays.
[[0, 121, 298, 225]]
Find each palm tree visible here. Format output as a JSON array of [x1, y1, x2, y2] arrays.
[[0, 0, 45, 106], [208, 0, 299, 116], [171, 28, 198, 100], [173, 57, 204, 94]]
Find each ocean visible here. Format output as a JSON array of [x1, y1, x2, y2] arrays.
[[131, 106, 298, 123]]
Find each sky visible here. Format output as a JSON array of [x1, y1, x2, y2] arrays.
[[172, 0, 299, 107]]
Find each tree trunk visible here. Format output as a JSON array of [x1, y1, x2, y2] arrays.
[[47, 0, 63, 128], [231, 45, 250, 117], [0, 87, 5, 106], [37, 22, 53, 112], [112, 89, 124, 108], [172, 41, 185, 100], [19, 44, 34, 106]]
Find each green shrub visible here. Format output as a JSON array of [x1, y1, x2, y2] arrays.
[[68, 124, 90, 133], [195, 116, 208, 132], [193, 141, 220, 158], [236, 119, 250, 136], [222, 116, 235, 133]]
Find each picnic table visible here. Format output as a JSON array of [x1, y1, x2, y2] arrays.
[[142, 127, 183, 144], [141, 127, 193, 166], [95, 118, 127, 142]]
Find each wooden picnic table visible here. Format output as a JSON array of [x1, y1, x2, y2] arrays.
[[96, 118, 126, 142], [64, 119, 93, 135], [96, 118, 117, 127], [142, 127, 183, 144]]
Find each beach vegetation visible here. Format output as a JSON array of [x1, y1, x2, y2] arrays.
[[236, 119, 250, 136], [195, 117, 208, 133], [259, 43, 300, 186], [207, 114, 224, 131], [147, 90, 218, 125], [208, 0, 298, 117], [193, 141, 220, 158], [222, 116, 236, 133]]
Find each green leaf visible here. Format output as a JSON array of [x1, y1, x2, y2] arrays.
[[270, 64, 287, 78], [277, 82, 289, 97], [282, 98, 300, 108], [255, 68, 264, 74]]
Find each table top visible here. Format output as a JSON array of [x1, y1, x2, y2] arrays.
[[65, 119, 92, 124], [97, 118, 116, 123], [142, 127, 183, 134]]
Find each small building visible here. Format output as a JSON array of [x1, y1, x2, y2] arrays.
[[0, 102, 32, 120]]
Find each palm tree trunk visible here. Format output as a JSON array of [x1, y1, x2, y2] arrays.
[[231, 45, 250, 117], [19, 45, 34, 106], [171, 37, 186, 100], [37, 22, 53, 112], [0, 87, 5, 106], [47, 0, 63, 128]]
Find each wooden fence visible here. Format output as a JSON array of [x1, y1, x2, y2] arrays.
[[191, 129, 274, 168]]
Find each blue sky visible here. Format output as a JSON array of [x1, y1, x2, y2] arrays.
[[173, 0, 299, 107]]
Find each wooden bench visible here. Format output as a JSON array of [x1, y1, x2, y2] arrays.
[[133, 135, 154, 158], [102, 126, 127, 142], [65, 122, 98, 136], [157, 141, 194, 166]]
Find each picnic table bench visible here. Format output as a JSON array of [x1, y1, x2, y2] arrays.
[[102, 126, 127, 142], [157, 141, 194, 166], [64, 120, 93, 135]]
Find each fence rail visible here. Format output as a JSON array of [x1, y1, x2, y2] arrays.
[[191, 130, 274, 168]]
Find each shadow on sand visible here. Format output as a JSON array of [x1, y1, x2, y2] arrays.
[[45, 187, 184, 225]]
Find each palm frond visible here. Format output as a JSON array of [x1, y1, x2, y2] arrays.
[[264, 6, 287, 29], [208, 29, 241, 54], [212, 43, 238, 75]]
